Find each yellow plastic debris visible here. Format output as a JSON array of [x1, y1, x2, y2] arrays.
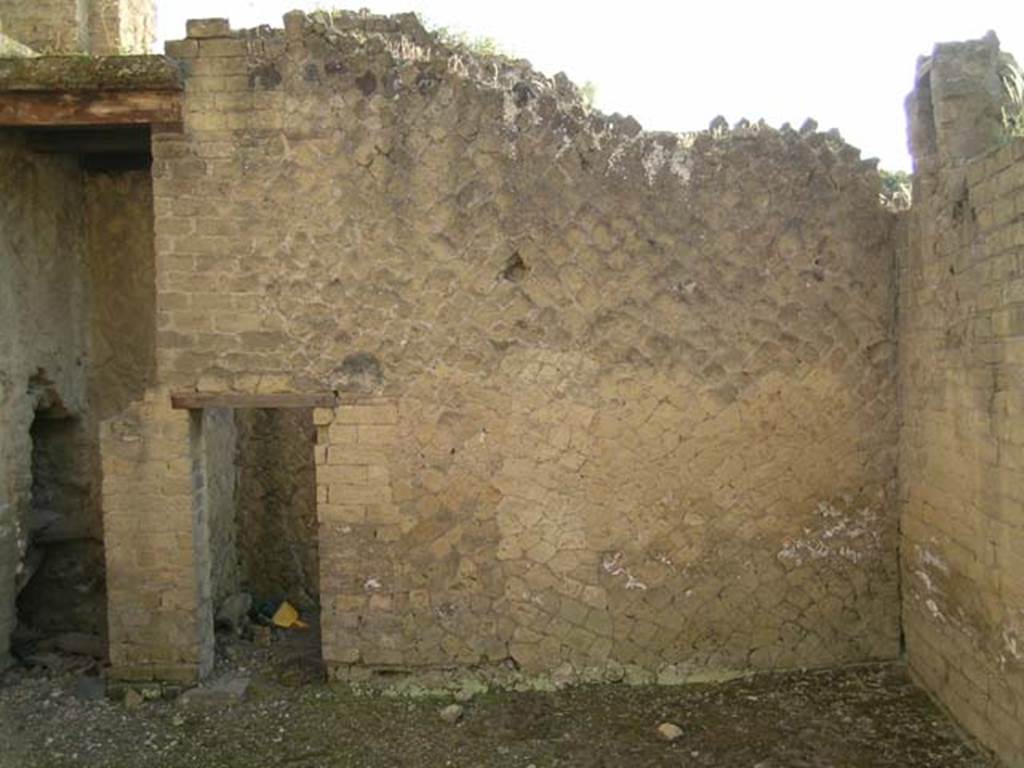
[[271, 601, 308, 629]]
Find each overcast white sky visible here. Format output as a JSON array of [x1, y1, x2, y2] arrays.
[[156, 1, 1024, 170]]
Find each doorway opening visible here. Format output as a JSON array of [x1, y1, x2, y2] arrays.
[[197, 406, 322, 684], [15, 398, 106, 667]]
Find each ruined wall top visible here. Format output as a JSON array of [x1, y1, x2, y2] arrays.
[[0, 0, 155, 55], [167, 9, 884, 199], [908, 31, 1023, 169]]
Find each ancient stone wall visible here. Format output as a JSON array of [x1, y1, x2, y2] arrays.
[[901, 34, 1024, 766], [128, 11, 901, 683], [0, 133, 90, 667], [85, 170, 156, 420], [87, 0, 155, 55], [0, 0, 153, 54], [0, 0, 86, 53], [101, 395, 211, 681]]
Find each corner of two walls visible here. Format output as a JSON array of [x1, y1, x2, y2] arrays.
[[900, 32, 1024, 766]]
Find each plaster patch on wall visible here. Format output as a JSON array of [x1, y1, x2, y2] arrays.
[[912, 545, 950, 596], [641, 138, 695, 186], [918, 545, 950, 574], [777, 501, 879, 567], [601, 551, 648, 591], [1001, 625, 1022, 666]]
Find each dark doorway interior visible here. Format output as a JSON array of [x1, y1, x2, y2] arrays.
[[15, 404, 106, 663]]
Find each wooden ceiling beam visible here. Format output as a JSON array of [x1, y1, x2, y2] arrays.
[[0, 90, 181, 127], [170, 392, 338, 411]]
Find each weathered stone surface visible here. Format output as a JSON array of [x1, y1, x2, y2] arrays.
[[0, 31, 34, 57], [656, 722, 683, 741], [214, 592, 251, 634], [85, 170, 156, 421], [177, 675, 250, 708], [901, 35, 1024, 768], [0, 0, 154, 54], [0, 55, 182, 93], [90, 0, 156, 55], [440, 703, 464, 724], [2, 16, 1018, 765], [146, 11, 900, 681], [186, 19, 231, 39]]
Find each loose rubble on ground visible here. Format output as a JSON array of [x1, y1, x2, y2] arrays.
[[0, 631, 995, 768]]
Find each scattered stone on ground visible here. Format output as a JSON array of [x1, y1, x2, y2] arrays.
[[122, 689, 143, 710], [657, 722, 684, 741], [440, 703, 464, 724], [177, 675, 250, 708], [0, 661, 995, 768], [214, 593, 252, 635]]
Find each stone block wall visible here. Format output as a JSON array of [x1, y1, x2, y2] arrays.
[[901, 34, 1024, 766], [88, 0, 155, 55], [0, 0, 85, 53], [100, 392, 211, 682], [144, 12, 901, 682], [314, 400, 410, 667], [0, 0, 153, 53]]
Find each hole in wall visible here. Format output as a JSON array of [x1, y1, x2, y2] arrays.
[[499, 251, 529, 283]]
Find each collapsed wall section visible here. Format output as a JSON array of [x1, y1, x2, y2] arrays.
[[901, 34, 1024, 766], [138, 11, 901, 682], [0, 110, 158, 670], [0, 133, 90, 667]]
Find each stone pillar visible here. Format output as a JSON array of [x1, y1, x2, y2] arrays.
[[88, 0, 155, 55], [908, 31, 1023, 169], [101, 389, 212, 682]]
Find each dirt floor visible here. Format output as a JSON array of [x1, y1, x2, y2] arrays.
[[0, 653, 994, 768]]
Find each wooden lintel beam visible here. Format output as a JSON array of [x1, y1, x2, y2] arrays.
[[0, 90, 181, 127], [170, 392, 338, 411]]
